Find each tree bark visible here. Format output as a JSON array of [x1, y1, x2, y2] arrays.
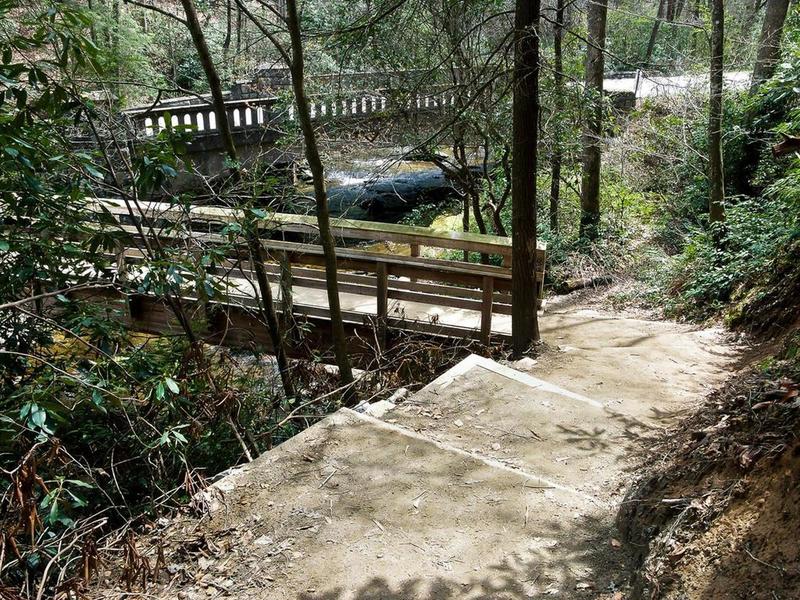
[[511, 0, 541, 355], [579, 0, 607, 242], [751, 0, 791, 89], [549, 0, 565, 234], [179, 0, 295, 400], [223, 0, 233, 62], [644, 0, 666, 67], [179, 0, 237, 163], [285, 0, 355, 390], [247, 234, 296, 399], [708, 0, 725, 225]]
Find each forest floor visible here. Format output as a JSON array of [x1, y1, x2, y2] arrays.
[[92, 289, 746, 599]]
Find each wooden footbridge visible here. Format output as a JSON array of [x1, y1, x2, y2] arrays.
[[78, 199, 545, 358]]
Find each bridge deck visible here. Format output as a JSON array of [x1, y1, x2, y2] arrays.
[[226, 271, 515, 337]]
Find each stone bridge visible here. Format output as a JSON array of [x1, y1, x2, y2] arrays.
[[119, 68, 661, 186], [122, 70, 457, 182]]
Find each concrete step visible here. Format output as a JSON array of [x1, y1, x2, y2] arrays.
[[384, 354, 650, 502], [161, 355, 640, 599], [189, 407, 616, 598]]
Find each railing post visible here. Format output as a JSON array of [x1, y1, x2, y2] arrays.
[[115, 241, 127, 283], [480, 275, 494, 345], [376, 262, 389, 349], [279, 250, 294, 341], [409, 243, 419, 283]]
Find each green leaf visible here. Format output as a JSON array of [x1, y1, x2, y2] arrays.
[[31, 408, 46, 428], [91, 389, 107, 413], [165, 377, 180, 394], [66, 479, 94, 489]]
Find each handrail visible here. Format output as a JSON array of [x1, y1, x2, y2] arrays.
[[87, 198, 546, 344], [89, 198, 546, 262]]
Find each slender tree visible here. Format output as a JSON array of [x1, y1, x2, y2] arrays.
[[549, 0, 565, 234], [179, 0, 296, 400], [579, 0, 608, 242], [285, 0, 356, 389], [179, 0, 236, 167], [511, 0, 541, 355], [708, 0, 725, 225], [644, 0, 666, 68], [751, 0, 791, 90]]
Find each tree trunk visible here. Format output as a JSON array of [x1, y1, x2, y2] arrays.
[[511, 0, 541, 355], [247, 234, 296, 400], [235, 4, 243, 55], [666, 0, 677, 21], [111, 0, 121, 97], [751, 0, 791, 89], [674, 0, 686, 21], [179, 0, 237, 164], [222, 0, 232, 62], [87, 0, 98, 45], [179, 0, 295, 399], [579, 0, 607, 242], [644, 0, 666, 67], [708, 0, 726, 225], [285, 0, 356, 390], [549, 0, 565, 234]]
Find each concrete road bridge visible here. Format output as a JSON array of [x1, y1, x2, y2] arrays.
[[118, 68, 667, 183], [122, 70, 459, 180]]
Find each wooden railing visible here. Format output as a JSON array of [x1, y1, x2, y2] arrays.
[[88, 199, 545, 344]]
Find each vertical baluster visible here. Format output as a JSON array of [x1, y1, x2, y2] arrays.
[[480, 275, 494, 345], [376, 262, 388, 350], [409, 243, 419, 283]]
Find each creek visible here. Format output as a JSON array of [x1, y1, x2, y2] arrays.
[[293, 153, 460, 224]]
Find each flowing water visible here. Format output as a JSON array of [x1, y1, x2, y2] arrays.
[[294, 151, 460, 223]]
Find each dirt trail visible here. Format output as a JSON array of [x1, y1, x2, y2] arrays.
[[533, 300, 738, 422], [93, 302, 740, 599]]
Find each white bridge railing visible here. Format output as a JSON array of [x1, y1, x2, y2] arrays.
[[124, 88, 457, 138]]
